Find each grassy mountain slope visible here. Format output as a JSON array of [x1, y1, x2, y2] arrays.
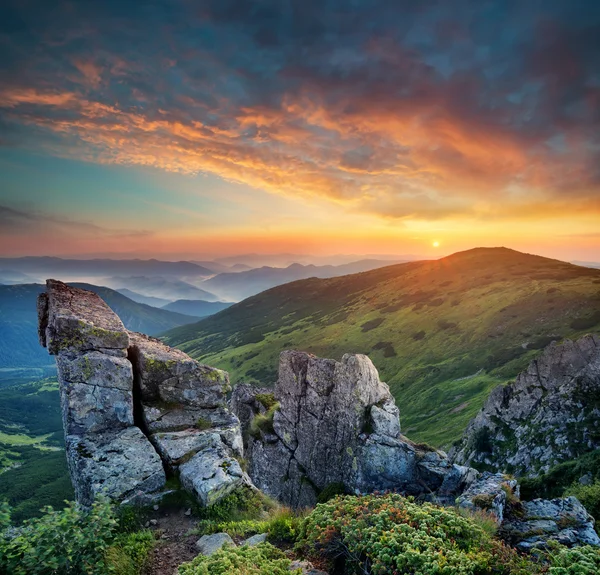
[[164, 248, 600, 448], [0, 283, 196, 373], [162, 299, 233, 317]]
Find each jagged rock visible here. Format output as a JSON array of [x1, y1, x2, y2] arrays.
[[242, 350, 477, 508], [230, 383, 272, 448], [456, 472, 519, 523], [39, 279, 129, 354], [502, 496, 600, 550], [195, 533, 235, 555], [242, 533, 267, 546], [451, 334, 600, 475], [179, 435, 249, 506], [128, 331, 228, 407], [38, 280, 252, 508], [65, 427, 165, 506]]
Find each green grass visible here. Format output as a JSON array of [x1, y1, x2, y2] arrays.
[[163, 248, 600, 448]]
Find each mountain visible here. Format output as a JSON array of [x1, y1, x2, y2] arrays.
[[213, 253, 414, 268], [0, 257, 213, 278], [0, 283, 197, 375], [200, 259, 403, 301], [104, 276, 220, 302], [163, 247, 600, 448], [0, 270, 38, 285], [161, 299, 233, 317], [116, 288, 173, 308], [572, 260, 600, 269]]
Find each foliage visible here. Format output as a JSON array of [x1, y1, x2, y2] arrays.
[[177, 542, 298, 575], [520, 449, 600, 502], [296, 493, 533, 575], [198, 487, 275, 523], [565, 481, 600, 526], [255, 392, 277, 410], [545, 544, 600, 575], [195, 417, 212, 431], [249, 403, 280, 438], [104, 530, 155, 575], [0, 498, 154, 575]]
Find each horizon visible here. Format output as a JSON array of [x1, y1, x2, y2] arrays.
[[1, 1, 599, 261]]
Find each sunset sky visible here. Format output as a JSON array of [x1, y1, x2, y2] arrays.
[[1, 0, 599, 261]]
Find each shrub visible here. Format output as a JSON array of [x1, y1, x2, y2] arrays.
[[565, 481, 600, 525], [249, 403, 280, 438], [104, 530, 155, 575], [317, 482, 348, 504], [195, 417, 212, 431], [545, 544, 600, 574], [177, 542, 298, 575], [255, 393, 277, 410], [0, 498, 118, 575], [361, 318, 384, 332], [412, 330, 426, 341], [296, 493, 516, 575]]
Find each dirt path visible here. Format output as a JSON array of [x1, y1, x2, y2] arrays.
[[145, 509, 198, 575]]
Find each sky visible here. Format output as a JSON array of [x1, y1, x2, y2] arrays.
[[0, 0, 599, 261]]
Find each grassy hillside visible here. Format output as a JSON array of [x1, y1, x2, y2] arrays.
[[0, 378, 73, 522], [164, 248, 600, 448], [0, 283, 196, 374]]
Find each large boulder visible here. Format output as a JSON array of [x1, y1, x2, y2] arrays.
[[451, 335, 600, 475], [240, 350, 477, 508], [502, 496, 600, 550], [38, 280, 252, 508]]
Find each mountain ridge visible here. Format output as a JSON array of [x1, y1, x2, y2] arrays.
[[164, 247, 600, 447]]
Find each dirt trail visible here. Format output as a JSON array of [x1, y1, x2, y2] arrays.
[[145, 509, 198, 575]]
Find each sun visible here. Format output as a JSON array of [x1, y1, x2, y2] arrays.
[[432, 241, 440, 248]]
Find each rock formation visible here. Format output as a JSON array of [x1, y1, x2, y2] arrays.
[[451, 334, 600, 475], [233, 350, 476, 508], [38, 279, 250, 506]]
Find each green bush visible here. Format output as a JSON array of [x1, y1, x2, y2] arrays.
[[546, 544, 600, 574], [565, 481, 600, 525], [105, 530, 155, 575], [255, 393, 277, 410], [177, 542, 299, 575], [0, 499, 154, 575], [296, 493, 527, 575], [249, 403, 280, 438]]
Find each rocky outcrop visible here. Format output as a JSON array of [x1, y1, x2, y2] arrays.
[[235, 350, 476, 508], [38, 279, 250, 507], [451, 334, 600, 475], [502, 497, 600, 550], [456, 472, 520, 523]]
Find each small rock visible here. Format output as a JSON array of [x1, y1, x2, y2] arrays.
[[144, 521, 150, 527], [289, 560, 329, 574], [195, 532, 235, 556], [150, 519, 158, 526], [185, 508, 192, 516], [579, 473, 593, 486], [153, 504, 159, 511], [242, 533, 267, 546]]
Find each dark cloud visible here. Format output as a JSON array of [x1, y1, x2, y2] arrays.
[[0, 0, 599, 219]]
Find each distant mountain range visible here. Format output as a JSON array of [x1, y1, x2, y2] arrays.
[[0, 283, 197, 376], [161, 299, 233, 318], [200, 259, 404, 301], [115, 289, 173, 308], [104, 276, 220, 302], [163, 247, 600, 448], [0, 257, 214, 279]]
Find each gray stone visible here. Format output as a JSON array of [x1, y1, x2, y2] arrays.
[[456, 472, 519, 523], [502, 496, 600, 550], [179, 438, 250, 506], [195, 533, 235, 555], [452, 334, 600, 475], [128, 331, 228, 407], [242, 533, 267, 546], [289, 561, 329, 574], [39, 279, 129, 354], [245, 350, 475, 508], [65, 427, 166, 506]]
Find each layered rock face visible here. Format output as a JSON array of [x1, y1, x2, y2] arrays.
[[235, 350, 476, 508], [451, 334, 600, 475], [38, 279, 249, 506]]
